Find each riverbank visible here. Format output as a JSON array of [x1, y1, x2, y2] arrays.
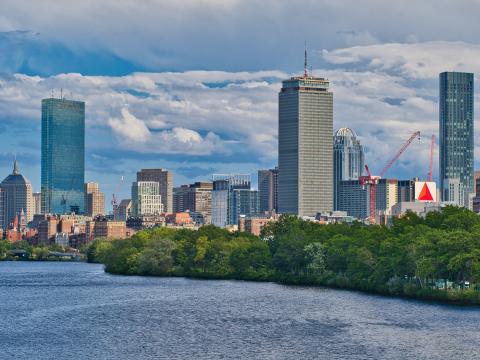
[[86, 207, 480, 306]]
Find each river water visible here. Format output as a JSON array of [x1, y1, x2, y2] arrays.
[[0, 262, 479, 359]]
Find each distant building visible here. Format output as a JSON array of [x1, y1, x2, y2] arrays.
[[397, 179, 416, 203], [333, 128, 364, 210], [41, 97, 85, 214], [131, 181, 163, 216], [37, 215, 58, 245], [442, 178, 465, 207], [165, 212, 192, 226], [84, 182, 105, 217], [0, 161, 33, 231], [473, 176, 480, 213], [136, 169, 173, 213], [238, 215, 275, 236], [229, 188, 259, 226], [338, 178, 399, 220], [439, 72, 474, 207], [258, 168, 278, 213], [86, 218, 126, 242], [173, 182, 212, 224], [278, 64, 333, 216], [212, 174, 251, 228], [338, 179, 368, 219], [32, 192, 41, 215], [114, 199, 132, 221], [316, 211, 356, 224]]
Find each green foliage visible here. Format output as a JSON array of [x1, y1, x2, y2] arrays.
[[85, 206, 480, 305]]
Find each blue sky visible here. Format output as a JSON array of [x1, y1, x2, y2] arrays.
[[1, 0, 480, 210]]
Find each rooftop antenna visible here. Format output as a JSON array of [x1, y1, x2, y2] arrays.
[[60, 88, 63, 99], [51, 89, 54, 98], [304, 41, 308, 78]]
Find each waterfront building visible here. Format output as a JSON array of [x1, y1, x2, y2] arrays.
[[333, 128, 364, 210], [86, 218, 126, 242], [0, 161, 33, 230], [41, 97, 85, 214], [136, 169, 173, 213], [84, 182, 105, 217], [278, 63, 333, 216], [212, 174, 250, 228], [131, 181, 163, 216], [258, 168, 278, 213], [173, 182, 212, 223], [114, 199, 132, 221], [439, 72, 474, 207]]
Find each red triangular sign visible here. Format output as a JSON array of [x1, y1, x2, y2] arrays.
[[418, 183, 434, 201]]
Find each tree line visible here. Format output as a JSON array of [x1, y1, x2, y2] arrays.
[[83, 206, 479, 305]]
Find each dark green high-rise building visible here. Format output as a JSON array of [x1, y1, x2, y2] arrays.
[[439, 72, 474, 205], [41, 97, 85, 214]]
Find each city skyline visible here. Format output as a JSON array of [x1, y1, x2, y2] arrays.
[[2, 2, 480, 207]]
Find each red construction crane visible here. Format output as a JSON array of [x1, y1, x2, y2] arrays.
[[360, 131, 421, 220], [427, 134, 434, 182]]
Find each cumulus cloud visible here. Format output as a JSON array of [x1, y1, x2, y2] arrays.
[[1, 40, 480, 186]]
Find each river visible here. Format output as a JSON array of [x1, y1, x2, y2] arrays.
[[0, 262, 479, 359]]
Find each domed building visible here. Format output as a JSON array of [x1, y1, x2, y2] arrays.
[[0, 161, 33, 231], [333, 128, 364, 210]]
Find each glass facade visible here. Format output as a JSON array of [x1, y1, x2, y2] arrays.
[[333, 128, 364, 210], [439, 72, 474, 206], [212, 174, 251, 228], [41, 98, 85, 215], [278, 76, 333, 216], [258, 167, 278, 212]]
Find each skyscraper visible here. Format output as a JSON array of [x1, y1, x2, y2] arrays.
[[0, 161, 33, 230], [333, 128, 364, 210], [278, 59, 333, 216], [84, 182, 105, 217], [32, 192, 41, 215], [136, 169, 173, 213], [439, 72, 474, 206], [41, 97, 85, 214]]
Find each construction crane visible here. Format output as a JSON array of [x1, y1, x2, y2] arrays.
[[111, 176, 125, 211], [360, 131, 421, 220], [427, 134, 435, 182]]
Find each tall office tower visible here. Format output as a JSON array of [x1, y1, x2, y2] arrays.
[[136, 169, 173, 213], [212, 174, 250, 228], [0, 161, 33, 230], [173, 182, 213, 224], [131, 181, 163, 216], [258, 167, 279, 213], [439, 72, 474, 206], [32, 192, 42, 215], [84, 182, 105, 217], [333, 128, 364, 210], [41, 97, 85, 215], [278, 59, 333, 216]]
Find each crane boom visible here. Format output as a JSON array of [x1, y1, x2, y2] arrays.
[[427, 134, 434, 182], [379, 131, 420, 178]]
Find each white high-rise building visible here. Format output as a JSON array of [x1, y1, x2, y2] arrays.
[[131, 181, 163, 216]]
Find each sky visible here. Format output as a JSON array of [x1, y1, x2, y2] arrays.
[[1, 0, 480, 211]]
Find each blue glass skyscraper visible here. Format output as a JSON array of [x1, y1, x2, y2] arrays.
[[41, 97, 85, 214], [439, 72, 474, 205]]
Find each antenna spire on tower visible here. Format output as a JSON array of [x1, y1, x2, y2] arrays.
[[304, 41, 308, 78]]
